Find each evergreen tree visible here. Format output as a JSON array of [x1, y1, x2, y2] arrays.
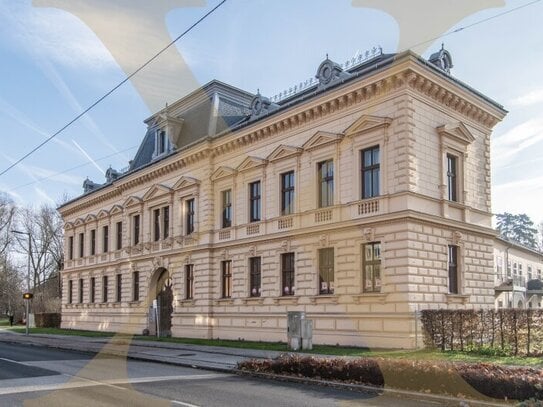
[[496, 212, 538, 249]]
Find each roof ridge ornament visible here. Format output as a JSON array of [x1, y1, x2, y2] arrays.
[[316, 54, 351, 89], [429, 43, 454, 75]]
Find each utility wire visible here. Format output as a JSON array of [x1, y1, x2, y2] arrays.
[[7, 145, 138, 192], [1, 0, 538, 185], [0, 0, 227, 178], [403, 0, 542, 53]]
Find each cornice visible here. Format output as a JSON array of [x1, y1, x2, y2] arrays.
[[60, 55, 505, 218]]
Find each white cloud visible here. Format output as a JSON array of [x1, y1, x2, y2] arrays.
[[511, 88, 543, 107], [1, 3, 116, 72], [492, 119, 543, 166]]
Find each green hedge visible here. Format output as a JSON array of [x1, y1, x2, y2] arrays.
[[420, 309, 543, 356], [34, 313, 61, 328]]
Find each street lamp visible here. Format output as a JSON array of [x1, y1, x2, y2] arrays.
[[12, 230, 31, 336]]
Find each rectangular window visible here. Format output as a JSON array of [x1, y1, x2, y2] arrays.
[[153, 209, 160, 241], [163, 206, 169, 239], [496, 256, 503, 274], [448, 245, 459, 294], [78, 278, 83, 303], [319, 248, 335, 295], [133, 271, 139, 301], [519, 264, 523, 276], [103, 226, 109, 253], [281, 253, 295, 296], [222, 189, 232, 228], [116, 274, 122, 303], [79, 233, 84, 257], [447, 154, 457, 202], [68, 236, 74, 260], [102, 275, 108, 303], [116, 222, 122, 250], [186, 264, 194, 299], [186, 199, 195, 235], [249, 181, 261, 222], [538, 269, 541, 279], [249, 257, 261, 297], [281, 171, 295, 215], [68, 280, 73, 304], [528, 265, 533, 280], [133, 215, 140, 245], [157, 129, 167, 155], [361, 146, 380, 199], [363, 242, 382, 293], [221, 260, 232, 298], [90, 277, 95, 303], [513, 262, 518, 275], [318, 160, 334, 207], [507, 260, 512, 277], [90, 229, 96, 256]]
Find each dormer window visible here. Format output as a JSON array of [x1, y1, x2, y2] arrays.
[[155, 129, 169, 157]]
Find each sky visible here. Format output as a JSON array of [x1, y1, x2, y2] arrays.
[[0, 0, 542, 225]]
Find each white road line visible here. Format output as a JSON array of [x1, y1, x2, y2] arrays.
[[0, 373, 228, 396], [171, 400, 202, 407], [0, 357, 20, 364]]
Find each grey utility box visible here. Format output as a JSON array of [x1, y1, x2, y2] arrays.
[[301, 319, 313, 350], [287, 311, 313, 350]]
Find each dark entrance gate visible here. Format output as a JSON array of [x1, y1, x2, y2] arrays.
[[156, 272, 173, 337]]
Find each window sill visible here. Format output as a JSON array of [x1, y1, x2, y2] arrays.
[[273, 296, 298, 305], [243, 297, 264, 305], [446, 294, 470, 304], [215, 298, 234, 305], [128, 301, 142, 307], [353, 293, 386, 304], [179, 299, 195, 306], [309, 295, 338, 304]]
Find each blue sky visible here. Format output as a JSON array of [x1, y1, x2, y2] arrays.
[[0, 0, 542, 225]]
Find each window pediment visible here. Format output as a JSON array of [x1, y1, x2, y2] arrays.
[[344, 115, 392, 136], [237, 156, 268, 172], [84, 214, 97, 223], [110, 204, 124, 215], [97, 209, 110, 219], [64, 222, 74, 231], [211, 166, 237, 181], [142, 184, 172, 201], [154, 113, 184, 149], [173, 176, 200, 190], [437, 122, 475, 146], [74, 218, 85, 226], [267, 145, 303, 162], [302, 131, 343, 151], [123, 195, 144, 208]]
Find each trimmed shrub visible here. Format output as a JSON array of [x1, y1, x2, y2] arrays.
[[238, 355, 543, 401], [34, 313, 61, 328], [420, 309, 543, 356]]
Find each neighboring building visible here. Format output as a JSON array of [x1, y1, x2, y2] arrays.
[[494, 237, 543, 309], [58, 47, 507, 348]]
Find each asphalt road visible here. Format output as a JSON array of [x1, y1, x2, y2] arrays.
[[0, 341, 455, 406]]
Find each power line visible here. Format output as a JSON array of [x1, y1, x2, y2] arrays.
[[0, 0, 227, 178], [7, 145, 138, 192], [403, 0, 542, 52]]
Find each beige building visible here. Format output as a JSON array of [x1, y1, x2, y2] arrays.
[[58, 48, 507, 348], [494, 237, 543, 309]]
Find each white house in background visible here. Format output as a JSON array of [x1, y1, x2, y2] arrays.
[[494, 237, 543, 309]]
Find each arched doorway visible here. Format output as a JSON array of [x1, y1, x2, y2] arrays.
[[154, 268, 173, 337]]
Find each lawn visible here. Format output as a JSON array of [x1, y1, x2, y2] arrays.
[[3, 326, 542, 368], [0, 319, 9, 326]]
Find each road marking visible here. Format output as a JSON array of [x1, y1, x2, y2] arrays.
[[0, 373, 229, 396], [171, 400, 201, 407], [0, 357, 20, 364]]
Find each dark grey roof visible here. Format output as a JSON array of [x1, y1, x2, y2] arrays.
[[59, 49, 506, 210]]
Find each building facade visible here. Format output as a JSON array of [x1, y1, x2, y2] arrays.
[[58, 49, 507, 348], [494, 237, 543, 309]]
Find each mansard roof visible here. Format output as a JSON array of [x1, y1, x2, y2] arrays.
[[59, 48, 507, 213]]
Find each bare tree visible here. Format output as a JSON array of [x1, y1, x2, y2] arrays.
[[14, 205, 63, 312], [0, 194, 16, 258], [0, 256, 24, 322]]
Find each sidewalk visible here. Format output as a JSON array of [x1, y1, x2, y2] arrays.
[[0, 328, 282, 372]]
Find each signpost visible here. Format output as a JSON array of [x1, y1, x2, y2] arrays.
[[23, 292, 33, 335]]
